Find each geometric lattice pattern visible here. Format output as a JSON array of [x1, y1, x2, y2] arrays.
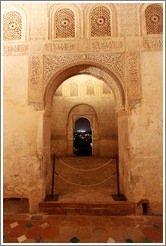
[[103, 83, 111, 95], [55, 8, 75, 38], [3, 11, 22, 40], [90, 6, 111, 37], [145, 4, 163, 34], [87, 82, 95, 95]]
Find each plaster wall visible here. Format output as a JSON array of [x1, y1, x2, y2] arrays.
[[3, 56, 44, 212], [128, 51, 163, 213]]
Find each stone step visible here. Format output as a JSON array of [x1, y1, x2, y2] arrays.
[[39, 201, 136, 216]]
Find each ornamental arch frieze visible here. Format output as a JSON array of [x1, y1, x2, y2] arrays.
[[28, 52, 142, 114], [43, 60, 126, 117]]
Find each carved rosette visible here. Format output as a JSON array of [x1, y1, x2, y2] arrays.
[[126, 52, 141, 107]]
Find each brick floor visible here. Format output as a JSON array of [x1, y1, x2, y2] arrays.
[[3, 214, 163, 244]]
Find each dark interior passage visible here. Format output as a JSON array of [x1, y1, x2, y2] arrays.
[[74, 117, 92, 156]]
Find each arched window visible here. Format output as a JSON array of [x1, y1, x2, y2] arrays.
[[87, 82, 95, 95], [55, 8, 75, 38], [74, 117, 92, 156], [3, 10, 23, 40], [70, 82, 78, 96], [90, 6, 111, 37], [145, 4, 163, 34]]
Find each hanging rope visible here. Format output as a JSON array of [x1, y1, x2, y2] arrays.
[[55, 172, 116, 187], [57, 158, 114, 172]]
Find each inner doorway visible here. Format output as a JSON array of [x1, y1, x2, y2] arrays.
[[74, 117, 92, 156]]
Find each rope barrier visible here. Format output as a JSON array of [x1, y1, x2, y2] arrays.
[[55, 172, 116, 187], [57, 158, 114, 172]]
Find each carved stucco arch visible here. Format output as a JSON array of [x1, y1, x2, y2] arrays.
[[44, 61, 126, 116]]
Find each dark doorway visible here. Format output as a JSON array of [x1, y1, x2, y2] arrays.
[[74, 117, 92, 156]]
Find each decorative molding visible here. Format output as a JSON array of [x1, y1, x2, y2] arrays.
[[126, 52, 141, 104], [44, 41, 77, 52], [44, 53, 125, 85], [90, 39, 124, 51], [28, 56, 43, 110], [43, 54, 83, 83], [43, 39, 124, 53], [86, 53, 125, 83], [142, 36, 163, 50], [3, 43, 28, 55]]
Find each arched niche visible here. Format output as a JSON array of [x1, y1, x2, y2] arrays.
[[83, 3, 118, 38], [67, 104, 99, 156], [139, 3, 163, 36], [48, 3, 82, 39], [3, 6, 28, 41]]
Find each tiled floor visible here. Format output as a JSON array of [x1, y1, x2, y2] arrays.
[[3, 213, 163, 243]]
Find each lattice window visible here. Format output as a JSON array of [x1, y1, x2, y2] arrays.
[[70, 82, 78, 96], [55, 8, 75, 38], [3, 11, 22, 40], [55, 85, 62, 96], [145, 4, 163, 34], [87, 82, 95, 95], [103, 83, 111, 95], [90, 6, 111, 37]]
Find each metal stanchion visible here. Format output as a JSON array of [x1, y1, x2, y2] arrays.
[[112, 154, 126, 201], [45, 154, 59, 201]]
